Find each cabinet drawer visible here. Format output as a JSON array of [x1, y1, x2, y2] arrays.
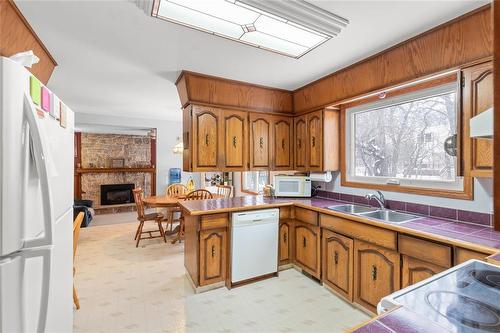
[[320, 214, 396, 250], [454, 247, 488, 265], [399, 235, 451, 268], [200, 213, 229, 230], [294, 207, 318, 226]]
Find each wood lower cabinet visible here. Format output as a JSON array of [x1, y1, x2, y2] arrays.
[[222, 110, 247, 170], [199, 229, 227, 286], [354, 240, 400, 313], [279, 220, 293, 266], [401, 255, 446, 288], [322, 230, 353, 301], [294, 222, 321, 278], [463, 61, 493, 177], [454, 247, 488, 264]]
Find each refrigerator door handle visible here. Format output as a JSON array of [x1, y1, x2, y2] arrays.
[[22, 94, 54, 248]]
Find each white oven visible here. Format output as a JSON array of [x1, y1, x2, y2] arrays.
[[273, 175, 311, 197]]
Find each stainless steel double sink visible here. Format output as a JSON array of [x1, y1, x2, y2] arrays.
[[327, 204, 421, 224]]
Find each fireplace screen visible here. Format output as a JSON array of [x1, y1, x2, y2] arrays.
[[101, 184, 135, 205]]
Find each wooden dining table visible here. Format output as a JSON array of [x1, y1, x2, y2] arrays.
[[143, 193, 224, 243]]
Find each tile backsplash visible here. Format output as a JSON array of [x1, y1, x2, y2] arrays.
[[316, 190, 493, 227]]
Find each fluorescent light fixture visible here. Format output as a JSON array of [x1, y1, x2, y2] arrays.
[[151, 0, 348, 58]]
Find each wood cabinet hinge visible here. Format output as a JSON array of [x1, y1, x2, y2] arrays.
[[461, 76, 465, 88]]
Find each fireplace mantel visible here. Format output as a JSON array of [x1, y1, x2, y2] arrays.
[[76, 167, 155, 174]]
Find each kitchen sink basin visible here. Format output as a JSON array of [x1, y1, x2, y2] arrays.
[[328, 204, 378, 214], [358, 210, 420, 223]]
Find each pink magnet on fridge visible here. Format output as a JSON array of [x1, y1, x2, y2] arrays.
[[41, 86, 51, 112]]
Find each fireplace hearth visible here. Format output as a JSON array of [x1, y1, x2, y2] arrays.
[[101, 184, 135, 206]]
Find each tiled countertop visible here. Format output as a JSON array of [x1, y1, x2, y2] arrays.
[[180, 196, 500, 253]]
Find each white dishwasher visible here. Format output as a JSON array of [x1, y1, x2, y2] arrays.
[[231, 209, 279, 283]]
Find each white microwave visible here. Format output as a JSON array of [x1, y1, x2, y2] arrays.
[[274, 175, 311, 197]]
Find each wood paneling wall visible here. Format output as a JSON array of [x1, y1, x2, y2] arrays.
[[293, 6, 493, 113], [176, 71, 293, 114], [493, 1, 499, 231], [0, 0, 57, 84]]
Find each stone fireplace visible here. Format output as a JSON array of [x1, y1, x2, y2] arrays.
[[101, 183, 135, 206], [76, 132, 156, 214]]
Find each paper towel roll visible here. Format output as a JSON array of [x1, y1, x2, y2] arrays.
[[310, 172, 332, 182]]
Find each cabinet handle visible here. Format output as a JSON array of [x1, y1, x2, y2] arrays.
[[298, 138, 302, 149], [259, 137, 264, 149], [281, 139, 285, 150], [232, 136, 237, 148], [334, 251, 339, 265], [312, 136, 316, 147], [371, 265, 377, 281], [283, 232, 287, 243], [211, 245, 215, 258], [205, 134, 209, 146], [303, 236, 306, 248]]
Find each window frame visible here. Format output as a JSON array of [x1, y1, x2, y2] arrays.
[[241, 171, 270, 195], [340, 73, 473, 200]]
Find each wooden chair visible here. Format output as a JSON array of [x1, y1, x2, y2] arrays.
[[216, 185, 232, 198], [171, 190, 213, 244], [185, 189, 213, 201], [133, 188, 166, 247], [163, 184, 189, 232], [73, 212, 84, 310]]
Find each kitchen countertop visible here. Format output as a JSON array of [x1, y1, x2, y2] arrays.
[[180, 196, 500, 254]]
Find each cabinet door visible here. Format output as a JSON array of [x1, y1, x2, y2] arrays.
[[199, 230, 227, 286], [322, 230, 353, 301], [401, 255, 445, 288], [463, 62, 493, 176], [307, 111, 323, 171], [354, 240, 400, 313], [250, 115, 271, 169], [294, 222, 320, 278], [193, 107, 220, 170], [273, 117, 293, 170], [294, 116, 307, 170], [222, 110, 247, 170], [279, 221, 292, 265]]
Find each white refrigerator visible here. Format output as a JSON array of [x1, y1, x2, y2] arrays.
[[0, 56, 74, 332]]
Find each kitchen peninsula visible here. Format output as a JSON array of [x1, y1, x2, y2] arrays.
[[180, 195, 500, 313]]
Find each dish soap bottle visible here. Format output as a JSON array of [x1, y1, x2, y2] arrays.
[[187, 177, 195, 192]]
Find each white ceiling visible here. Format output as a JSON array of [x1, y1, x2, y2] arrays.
[[16, 0, 489, 121]]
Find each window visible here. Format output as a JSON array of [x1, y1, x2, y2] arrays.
[[241, 171, 269, 194], [345, 81, 464, 192]]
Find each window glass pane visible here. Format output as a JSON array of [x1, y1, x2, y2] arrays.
[[353, 90, 457, 182], [243, 171, 268, 193]]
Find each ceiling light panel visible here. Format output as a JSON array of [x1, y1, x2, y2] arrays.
[[152, 0, 349, 58]]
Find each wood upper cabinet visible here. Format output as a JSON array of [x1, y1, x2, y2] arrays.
[[322, 230, 353, 302], [401, 255, 445, 288], [463, 61, 493, 177], [294, 222, 321, 278], [294, 115, 307, 170], [279, 220, 293, 266], [294, 109, 339, 171], [273, 116, 293, 170], [199, 229, 227, 286], [192, 106, 221, 170], [250, 114, 271, 169], [353, 240, 400, 313], [307, 111, 323, 170], [222, 110, 248, 170]]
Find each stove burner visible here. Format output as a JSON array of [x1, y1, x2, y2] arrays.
[[426, 291, 500, 332], [470, 270, 500, 290]]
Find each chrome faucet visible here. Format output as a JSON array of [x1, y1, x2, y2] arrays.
[[365, 191, 386, 209]]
